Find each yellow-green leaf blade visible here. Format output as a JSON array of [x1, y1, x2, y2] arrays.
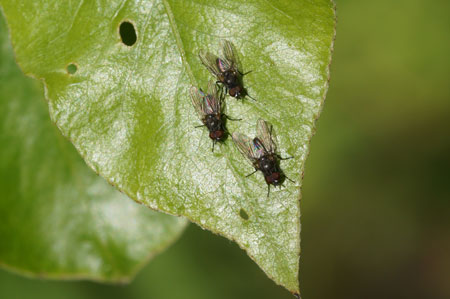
[[1, 0, 336, 293], [0, 14, 187, 282]]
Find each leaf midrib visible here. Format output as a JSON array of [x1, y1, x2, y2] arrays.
[[162, 0, 196, 85]]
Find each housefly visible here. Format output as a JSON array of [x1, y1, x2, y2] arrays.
[[190, 81, 239, 151], [232, 119, 294, 196], [199, 40, 254, 100]]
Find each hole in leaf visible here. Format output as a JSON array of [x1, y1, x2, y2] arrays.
[[239, 209, 249, 220], [119, 21, 137, 46], [66, 63, 77, 75]]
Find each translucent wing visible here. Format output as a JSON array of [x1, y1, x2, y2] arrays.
[[205, 80, 222, 113], [232, 132, 259, 165], [199, 50, 221, 77], [216, 57, 231, 73], [221, 40, 241, 72], [256, 119, 277, 153], [189, 86, 206, 119]]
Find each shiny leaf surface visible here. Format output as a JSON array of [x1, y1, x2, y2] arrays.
[[0, 0, 336, 293], [0, 14, 187, 282]]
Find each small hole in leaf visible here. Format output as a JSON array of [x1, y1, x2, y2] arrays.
[[66, 63, 77, 74], [239, 209, 249, 220], [119, 21, 137, 46]]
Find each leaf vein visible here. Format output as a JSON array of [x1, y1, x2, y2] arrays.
[[161, 0, 196, 85]]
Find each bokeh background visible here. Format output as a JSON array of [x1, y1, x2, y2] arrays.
[[1, 0, 449, 298]]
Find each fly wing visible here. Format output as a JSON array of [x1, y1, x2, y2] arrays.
[[221, 40, 242, 73], [216, 57, 231, 73], [256, 119, 277, 153], [199, 50, 221, 77], [206, 80, 222, 113], [232, 132, 259, 165], [189, 86, 206, 119]]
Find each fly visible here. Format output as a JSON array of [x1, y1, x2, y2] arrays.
[[190, 81, 240, 151], [199, 40, 255, 100], [232, 119, 294, 196]]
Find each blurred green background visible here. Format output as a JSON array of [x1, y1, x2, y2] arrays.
[[1, 0, 449, 298]]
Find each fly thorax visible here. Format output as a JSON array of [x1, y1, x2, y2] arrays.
[[205, 114, 222, 131], [259, 156, 276, 172], [224, 71, 237, 86]]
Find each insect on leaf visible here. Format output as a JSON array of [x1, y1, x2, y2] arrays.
[[0, 0, 336, 295]]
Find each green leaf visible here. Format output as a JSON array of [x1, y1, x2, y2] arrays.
[[0, 14, 187, 282], [0, 0, 336, 294]]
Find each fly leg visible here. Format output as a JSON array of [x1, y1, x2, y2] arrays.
[[277, 154, 294, 160], [245, 169, 258, 177], [215, 80, 224, 88], [284, 174, 295, 184], [238, 70, 253, 76], [224, 114, 242, 121], [244, 93, 257, 101]]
